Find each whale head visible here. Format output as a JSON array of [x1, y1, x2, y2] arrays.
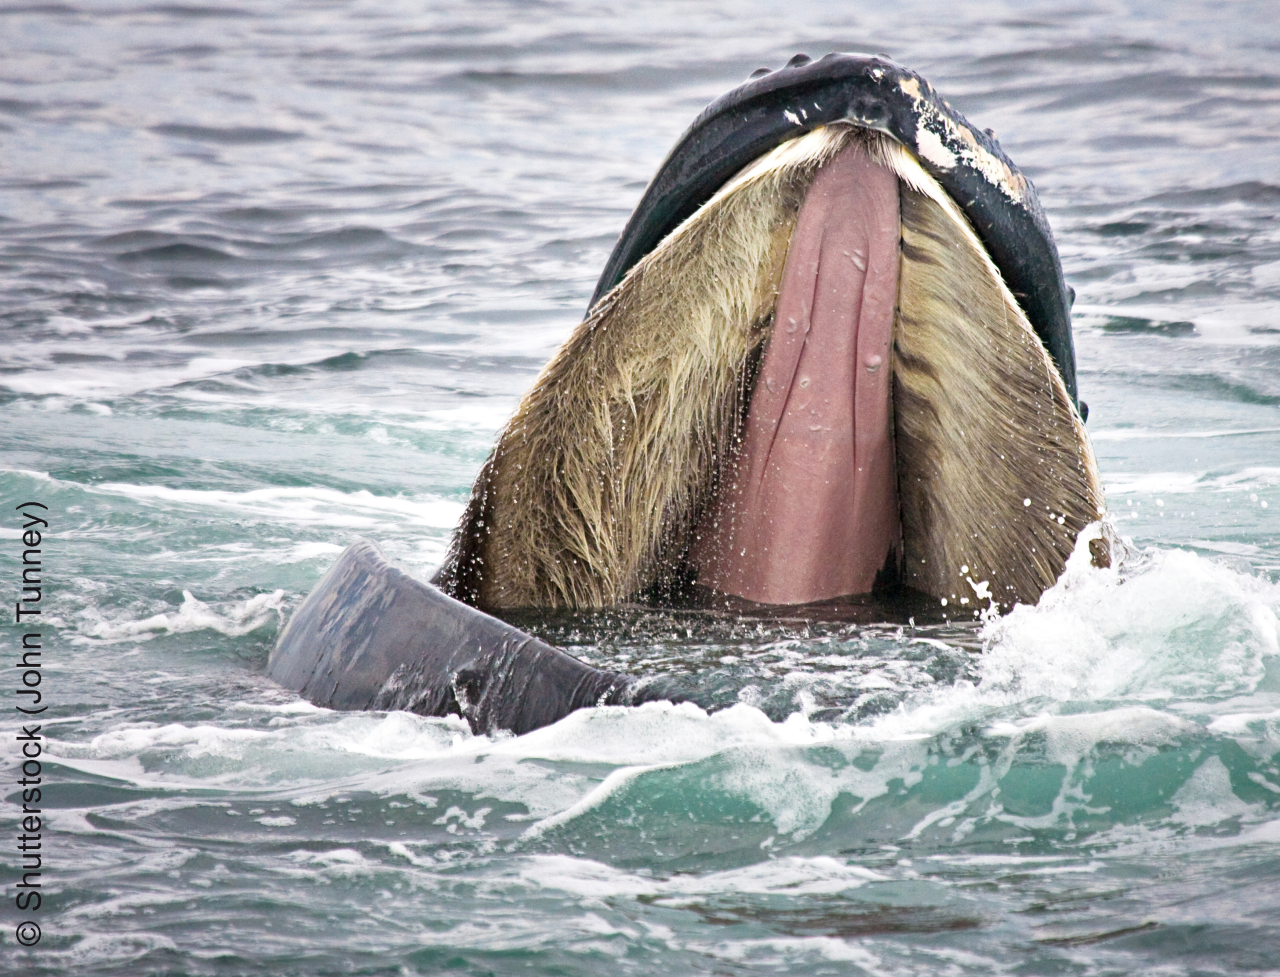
[[434, 55, 1104, 616]]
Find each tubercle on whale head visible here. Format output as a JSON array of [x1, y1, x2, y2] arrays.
[[740, 55, 1034, 239]]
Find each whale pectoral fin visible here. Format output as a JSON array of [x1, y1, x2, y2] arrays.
[[269, 540, 631, 734], [893, 180, 1104, 610]]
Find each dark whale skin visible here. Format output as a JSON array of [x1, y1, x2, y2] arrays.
[[267, 540, 634, 734], [591, 52, 1081, 409]]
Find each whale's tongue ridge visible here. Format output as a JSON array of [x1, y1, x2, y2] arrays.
[[691, 142, 902, 604]]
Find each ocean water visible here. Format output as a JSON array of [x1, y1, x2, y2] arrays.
[[3, 1, 1280, 973]]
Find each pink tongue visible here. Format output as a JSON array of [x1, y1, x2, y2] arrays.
[[690, 142, 901, 604]]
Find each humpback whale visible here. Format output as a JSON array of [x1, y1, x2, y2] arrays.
[[269, 54, 1104, 735]]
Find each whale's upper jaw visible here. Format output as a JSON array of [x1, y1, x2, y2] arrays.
[[591, 52, 1080, 413]]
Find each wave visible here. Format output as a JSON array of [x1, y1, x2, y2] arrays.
[[84, 479, 465, 530], [78, 588, 285, 641], [47, 553, 1280, 852]]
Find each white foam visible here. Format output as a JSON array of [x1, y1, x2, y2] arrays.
[[42, 932, 179, 969], [519, 764, 670, 840], [926, 853, 1072, 866], [1105, 467, 1280, 496], [89, 480, 465, 531], [1091, 427, 1280, 442], [494, 700, 819, 767], [40, 753, 150, 786], [662, 855, 886, 895], [1205, 467, 1280, 490], [1206, 708, 1280, 737], [966, 525, 1278, 709], [43, 524, 1280, 845], [79, 589, 285, 641], [1240, 818, 1280, 844], [255, 815, 297, 827], [272, 541, 347, 564], [91, 711, 471, 762], [1169, 755, 1257, 827], [509, 853, 883, 901], [283, 848, 381, 876], [1254, 260, 1280, 287], [65, 889, 193, 920], [49, 711, 480, 795], [499, 704, 941, 841], [706, 936, 885, 968], [155, 702, 891, 839], [988, 707, 1196, 768], [1104, 471, 1204, 495], [1188, 539, 1264, 557], [74, 722, 274, 760], [397, 403, 513, 434], [2, 355, 259, 398]]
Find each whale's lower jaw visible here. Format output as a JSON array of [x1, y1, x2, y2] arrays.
[[434, 126, 1103, 613]]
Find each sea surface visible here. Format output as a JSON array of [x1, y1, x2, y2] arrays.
[[3, 1, 1280, 974]]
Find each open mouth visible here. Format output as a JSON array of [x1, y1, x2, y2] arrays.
[[435, 59, 1104, 615], [270, 54, 1111, 734]]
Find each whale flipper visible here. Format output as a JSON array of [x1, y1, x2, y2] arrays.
[[267, 540, 632, 734]]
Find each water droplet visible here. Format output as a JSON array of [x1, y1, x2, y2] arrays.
[[960, 564, 969, 573], [1023, 498, 1031, 507], [940, 598, 948, 606]]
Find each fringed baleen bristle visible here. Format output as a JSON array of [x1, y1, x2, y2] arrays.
[[893, 184, 1104, 609], [436, 127, 862, 608], [436, 125, 1104, 612]]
